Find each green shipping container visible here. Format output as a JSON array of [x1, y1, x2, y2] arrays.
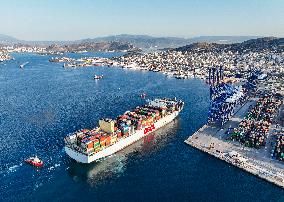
[[94, 143, 101, 147], [94, 144, 100, 148], [94, 141, 100, 146]]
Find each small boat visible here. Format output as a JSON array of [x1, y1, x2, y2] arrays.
[[176, 75, 187, 79], [20, 62, 29, 68], [93, 63, 101, 67], [93, 75, 103, 80], [25, 156, 43, 168], [140, 93, 147, 99]]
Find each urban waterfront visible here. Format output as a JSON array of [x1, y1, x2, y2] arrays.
[[0, 53, 283, 201]]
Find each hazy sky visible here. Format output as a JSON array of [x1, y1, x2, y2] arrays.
[[1, 0, 283, 40]]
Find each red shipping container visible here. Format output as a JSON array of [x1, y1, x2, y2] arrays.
[[95, 134, 101, 139], [93, 139, 99, 143], [106, 136, 111, 142], [87, 142, 94, 149], [89, 136, 96, 141]]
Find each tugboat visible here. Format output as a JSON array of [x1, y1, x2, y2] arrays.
[[25, 156, 43, 168], [93, 75, 104, 80]]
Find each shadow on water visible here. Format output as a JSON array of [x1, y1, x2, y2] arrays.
[[66, 119, 181, 186]]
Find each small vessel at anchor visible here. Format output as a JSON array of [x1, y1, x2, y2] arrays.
[[93, 75, 104, 80]]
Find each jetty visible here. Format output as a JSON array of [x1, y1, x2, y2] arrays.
[[185, 97, 284, 188]]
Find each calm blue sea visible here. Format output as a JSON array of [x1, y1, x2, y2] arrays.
[[0, 53, 283, 202]]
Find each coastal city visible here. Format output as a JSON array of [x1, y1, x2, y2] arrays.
[[109, 40, 284, 80], [2, 37, 284, 189], [1, 0, 284, 201]]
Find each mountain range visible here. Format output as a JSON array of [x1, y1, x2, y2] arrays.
[[0, 34, 261, 49]]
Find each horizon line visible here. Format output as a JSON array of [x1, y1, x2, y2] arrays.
[[0, 33, 271, 42]]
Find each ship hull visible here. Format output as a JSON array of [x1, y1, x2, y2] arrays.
[[65, 111, 179, 163]]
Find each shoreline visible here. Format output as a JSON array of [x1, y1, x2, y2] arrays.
[[185, 135, 284, 188]]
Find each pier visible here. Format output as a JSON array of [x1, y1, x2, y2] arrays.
[[185, 97, 284, 188]]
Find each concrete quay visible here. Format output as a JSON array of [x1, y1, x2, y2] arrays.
[[185, 98, 284, 188]]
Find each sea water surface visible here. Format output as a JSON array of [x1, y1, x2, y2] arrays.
[[0, 53, 283, 201]]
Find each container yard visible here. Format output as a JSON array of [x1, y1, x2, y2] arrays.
[[65, 98, 184, 163], [229, 94, 282, 148], [273, 133, 284, 162]]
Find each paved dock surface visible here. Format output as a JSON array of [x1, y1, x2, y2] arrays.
[[185, 98, 284, 188]]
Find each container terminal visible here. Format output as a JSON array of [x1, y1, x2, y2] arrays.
[[185, 68, 284, 188]]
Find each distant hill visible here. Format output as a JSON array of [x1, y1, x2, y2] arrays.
[[175, 37, 284, 53], [1, 33, 281, 53], [0, 33, 261, 49], [175, 42, 227, 52], [231, 37, 284, 52], [77, 34, 260, 49], [189, 36, 260, 44], [0, 34, 21, 44], [45, 41, 137, 52], [77, 34, 190, 49]]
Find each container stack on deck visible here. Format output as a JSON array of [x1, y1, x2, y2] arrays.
[[64, 99, 183, 155]]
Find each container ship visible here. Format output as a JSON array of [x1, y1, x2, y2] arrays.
[[64, 98, 184, 163]]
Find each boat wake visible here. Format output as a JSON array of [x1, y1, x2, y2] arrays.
[[1, 163, 23, 176], [33, 182, 43, 191], [8, 164, 21, 172], [47, 163, 61, 171]]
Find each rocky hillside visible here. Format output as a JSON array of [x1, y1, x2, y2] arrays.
[[77, 35, 260, 50], [175, 37, 284, 53], [46, 41, 139, 52], [231, 37, 284, 52], [175, 42, 227, 52], [0, 34, 21, 44]]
